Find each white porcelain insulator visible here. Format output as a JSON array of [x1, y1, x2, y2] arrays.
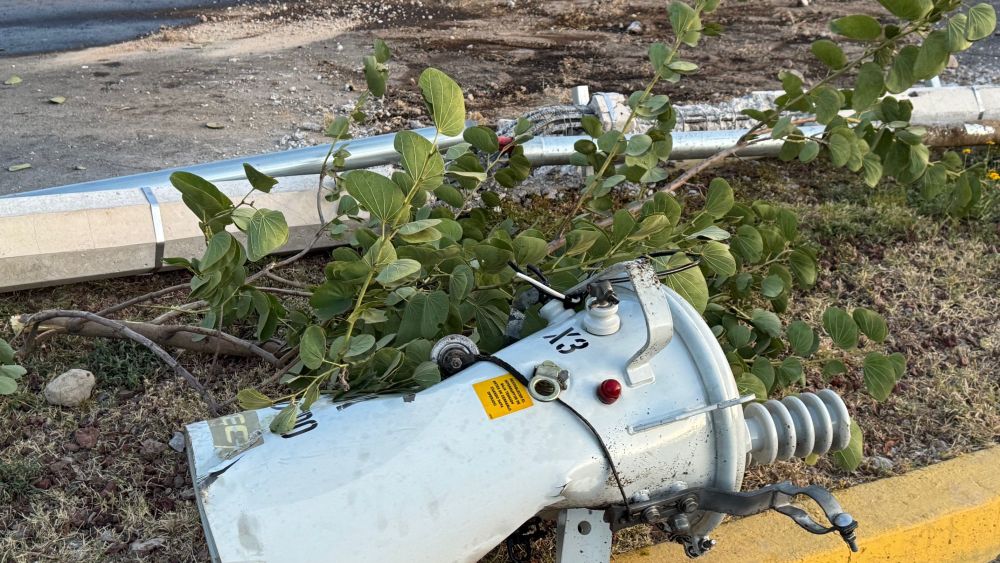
[[744, 390, 852, 465]]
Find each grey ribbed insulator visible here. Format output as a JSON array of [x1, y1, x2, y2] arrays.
[[743, 390, 851, 465]]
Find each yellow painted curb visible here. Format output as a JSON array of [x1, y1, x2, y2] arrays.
[[615, 447, 1000, 563]]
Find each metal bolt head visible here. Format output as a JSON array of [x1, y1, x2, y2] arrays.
[[680, 497, 698, 514], [832, 513, 854, 528], [641, 506, 661, 523]]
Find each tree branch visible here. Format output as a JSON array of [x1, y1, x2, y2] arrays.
[[21, 310, 220, 415], [19, 313, 283, 364]]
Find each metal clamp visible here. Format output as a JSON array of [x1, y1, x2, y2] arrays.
[[140, 187, 165, 271], [605, 481, 859, 558]]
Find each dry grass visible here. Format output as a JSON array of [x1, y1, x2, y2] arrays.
[[1, 159, 998, 562]]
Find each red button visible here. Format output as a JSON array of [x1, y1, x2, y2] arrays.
[[597, 379, 622, 404]]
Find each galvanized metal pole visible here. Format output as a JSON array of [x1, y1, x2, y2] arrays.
[[5, 125, 471, 198]]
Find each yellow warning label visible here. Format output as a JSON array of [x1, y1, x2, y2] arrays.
[[473, 374, 534, 420]]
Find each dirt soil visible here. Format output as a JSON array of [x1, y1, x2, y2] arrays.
[[1, 1, 999, 562]]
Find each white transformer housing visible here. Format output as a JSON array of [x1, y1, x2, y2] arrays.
[[186, 260, 853, 562]]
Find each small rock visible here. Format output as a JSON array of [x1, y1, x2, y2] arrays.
[[870, 456, 894, 471], [44, 369, 96, 407], [626, 20, 643, 34], [168, 432, 186, 453], [406, 119, 425, 129], [947, 54, 959, 69], [298, 121, 322, 132], [179, 488, 196, 500], [130, 537, 167, 554], [33, 477, 52, 490], [75, 427, 99, 449], [140, 439, 168, 458], [99, 530, 117, 543], [796, 0, 809, 6]]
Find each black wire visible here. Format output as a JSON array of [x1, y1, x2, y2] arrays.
[[474, 354, 632, 509]]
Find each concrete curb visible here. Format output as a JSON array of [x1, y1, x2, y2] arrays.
[[614, 447, 1000, 563], [0, 175, 341, 293]]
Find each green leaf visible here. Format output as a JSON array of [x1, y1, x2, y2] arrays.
[[344, 170, 405, 223], [823, 307, 859, 349], [811, 39, 847, 69], [247, 209, 289, 261], [704, 178, 734, 217], [946, 14, 973, 52], [625, 134, 653, 156], [663, 254, 708, 313], [237, 389, 273, 410], [822, 359, 848, 379], [565, 230, 601, 256], [398, 218, 441, 235], [798, 140, 820, 163], [612, 209, 636, 243], [789, 248, 817, 288], [311, 282, 354, 319], [687, 225, 731, 241], [786, 321, 815, 356], [363, 55, 387, 97], [200, 231, 234, 272], [776, 209, 798, 241], [243, 163, 278, 193], [736, 373, 768, 401], [0, 376, 18, 395], [412, 361, 442, 388], [474, 244, 514, 273], [418, 68, 466, 136], [863, 352, 896, 401], [761, 275, 785, 298], [398, 291, 449, 342], [831, 421, 864, 471], [861, 153, 883, 187], [776, 356, 804, 387], [300, 325, 327, 370], [434, 184, 464, 207], [852, 307, 888, 342], [270, 402, 299, 434], [581, 115, 603, 138], [169, 171, 234, 229], [374, 38, 391, 63], [751, 308, 782, 338], [0, 339, 14, 364], [395, 131, 444, 192], [628, 214, 670, 240], [449, 264, 474, 303], [751, 357, 776, 391], [965, 3, 997, 41], [463, 126, 499, 153], [669, 1, 701, 46], [811, 86, 843, 125], [364, 237, 397, 269], [513, 236, 548, 265], [830, 15, 882, 41], [913, 31, 950, 81], [885, 45, 919, 93], [828, 129, 854, 168], [877, 0, 931, 20], [888, 352, 906, 381], [345, 334, 376, 358], [0, 365, 27, 381], [325, 115, 351, 139], [731, 225, 764, 263], [700, 241, 737, 277], [376, 258, 422, 285], [852, 62, 884, 111]]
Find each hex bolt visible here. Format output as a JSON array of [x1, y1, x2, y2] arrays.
[[641, 506, 661, 523], [679, 497, 698, 514]]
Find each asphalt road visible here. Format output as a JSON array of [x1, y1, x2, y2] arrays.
[[0, 0, 260, 55]]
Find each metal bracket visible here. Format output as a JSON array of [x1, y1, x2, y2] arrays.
[[140, 187, 165, 271], [605, 481, 859, 558], [554, 509, 613, 563], [622, 260, 673, 387]]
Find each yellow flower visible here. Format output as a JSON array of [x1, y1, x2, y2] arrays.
[[989, 170, 1000, 181], [962, 148, 972, 154], [988, 140, 996, 145]]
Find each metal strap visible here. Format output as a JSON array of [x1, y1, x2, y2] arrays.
[[972, 85, 986, 120], [141, 187, 165, 271]]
